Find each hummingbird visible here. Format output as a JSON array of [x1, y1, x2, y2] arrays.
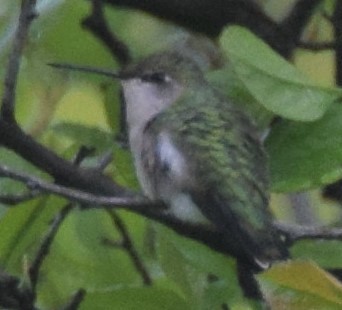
[[119, 51, 288, 270], [49, 51, 288, 271]]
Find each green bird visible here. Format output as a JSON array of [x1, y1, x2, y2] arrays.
[[120, 51, 288, 270], [49, 50, 288, 272]]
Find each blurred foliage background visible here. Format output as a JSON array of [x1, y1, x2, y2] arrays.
[[0, 0, 342, 309]]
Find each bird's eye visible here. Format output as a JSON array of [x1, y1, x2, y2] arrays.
[[141, 72, 168, 84]]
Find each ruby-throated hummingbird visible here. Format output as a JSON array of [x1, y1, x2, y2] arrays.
[[50, 51, 288, 270], [119, 51, 288, 270]]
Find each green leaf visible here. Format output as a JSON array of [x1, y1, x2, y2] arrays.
[[102, 82, 122, 133], [291, 240, 342, 269], [220, 26, 341, 121], [207, 66, 273, 128], [38, 1, 115, 67], [257, 261, 342, 309], [110, 147, 139, 189], [81, 287, 189, 310], [51, 122, 114, 151], [37, 210, 142, 307], [266, 103, 342, 192], [0, 196, 63, 273], [156, 226, 246, 308], [157, 234, 194, 298]]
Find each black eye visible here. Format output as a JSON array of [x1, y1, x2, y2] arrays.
[[141, 72, 167, 84]]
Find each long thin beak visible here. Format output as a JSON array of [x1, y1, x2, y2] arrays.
[[48, 62, 121, 79]]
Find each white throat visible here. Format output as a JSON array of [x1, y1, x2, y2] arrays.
[[122, 78, 183, 158]]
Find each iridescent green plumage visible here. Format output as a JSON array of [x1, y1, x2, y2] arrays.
[[122, 52, 288, 269]]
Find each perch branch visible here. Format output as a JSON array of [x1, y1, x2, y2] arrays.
[[275, 221, 342, 245], [0, 165, 151, 210], [1, 164, 341, 244]]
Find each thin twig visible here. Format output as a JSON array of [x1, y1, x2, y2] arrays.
[[97, 150, 114, 171], [275, 221, 342, 245], [27, 146, 99, 301], [28, 204, 73, 291], [298, 40, 336, 51], [0, 0, 38, 122], [72, 146, 96, 166], [2, 163, 342, 246], [61, 289, 86, 310], [82, 0, 131, 66], [0, 164, 150, 209], [108, 211, 152, 285], [89, 145, 150, 286], [0, 190, 41, 205]]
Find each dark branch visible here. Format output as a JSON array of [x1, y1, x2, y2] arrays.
[[107, 211, 152, 285], [0, 0, 126, 200], [62, 289, 86, 310], [280, 0, 322, 41], [2, 164, 342, 245], [28, 204, 73, 292], [323, 180, 342, 203], [0, 190, 41, 205], [0, 165, 150, 210], [0, 121, 127, 196], [275, 222, 342, 246], [0, 0, 37, 122], [103, 0, 271, 38], [298, 40, 336, 51], [82, 0, 131, 66], [103, 0, 322, 58]]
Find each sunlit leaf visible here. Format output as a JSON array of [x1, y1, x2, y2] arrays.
[[52, 122, 114, 151], [221, 26, 341, 121], [258, 261, 342, 309]]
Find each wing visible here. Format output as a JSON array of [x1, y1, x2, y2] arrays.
[[141, 91, 288, 268]]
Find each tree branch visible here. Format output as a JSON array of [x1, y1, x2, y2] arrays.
[[0, 0, 38, 122], [62, 289, 86, 310], [274, 221, 342, 246], [106, 211, 152, 285], [103, 0, 322, 58], [0, 121, 128, 196], [280, 0, 322, 42], [0, 0, 128, 199], [82, 0, 131, 66], [0, 165, 150, 210], [0, 190, 41, 205], [298, 40, 336, 51], [2, 164, 341, 246], [29, 204, 73, 292]]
